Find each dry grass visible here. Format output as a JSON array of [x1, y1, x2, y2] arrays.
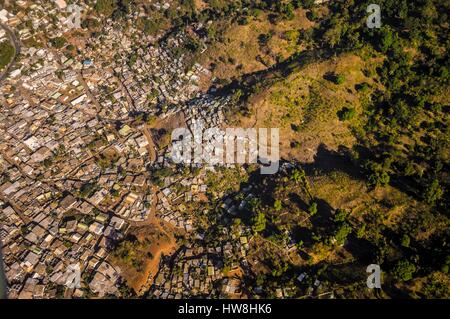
[[109, 225, 177, 294], [200, 9, 315, 81], [231, 53, 379, 163]]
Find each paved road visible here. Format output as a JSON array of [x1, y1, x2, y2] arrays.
[[0, 22, 20, 83]]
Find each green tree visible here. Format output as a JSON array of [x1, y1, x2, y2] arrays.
[[291, 168, 305, 184], [0, 41, 15, 69], [356, 224, 366, 239], [401, 234, 410, 248], [392, 259, 416, 281], [274, 199, 282, 211], [50, 37, 67, 49], [424, 179, 443, 205], [423, 273, 450, 298], [334, 223, 352, 245], [378, 28, 394, 53], [335, 74, 345, 84], [252, 212, 266, 233], [337, 106, 356, 121], [271, 258, 288, 277], [308, 202, 317, 216], [291, 168, 312, 199], [334, 209, 349, 222], [366, 161, 390, 188], [143, 19, 162, 36], [95, 0, 118, 16]]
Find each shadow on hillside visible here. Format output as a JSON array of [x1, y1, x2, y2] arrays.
[[343, 235, 378, 265], [318, 260, 367, 286], [288, 193, 309, 212], [302, 143, 365, 182], [307, 198, 336, 240], [211, 49, 333, 100]]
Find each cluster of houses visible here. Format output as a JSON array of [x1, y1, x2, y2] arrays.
[[154, 171, 213, 232], [0, 0, 330, 299], [150, 235, 250, 299], [79, 17, 210, 117], [0, 0, 236, 299], [0, 189, 128, 298], [0, 1, 91, 41]]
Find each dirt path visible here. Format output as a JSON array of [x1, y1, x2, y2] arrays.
[[142, 124, 157, 163], [114, 72, 136, 112], [135, 235, 177, 295], [110, 185, 181, 295]]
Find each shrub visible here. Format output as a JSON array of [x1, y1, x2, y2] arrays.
[[392, 259, 416, 281], [252, 212, 266, 233], [143, 19, 161, 36], [334, 209, 349, 222], [306, 10, 318, 21], [423, 273, 450, 298], [0, 41, 15, 69], [338, 106, 356, 121], [401, 234, 410, 248], [335, 75, 345, 84], [95, 0, 117, 16], [308, 202, 317, 216], [424, 179, 443, 205], [50, 37, 67, 49], [274, 199, 282, 211], [334, 223, 352, 245]]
